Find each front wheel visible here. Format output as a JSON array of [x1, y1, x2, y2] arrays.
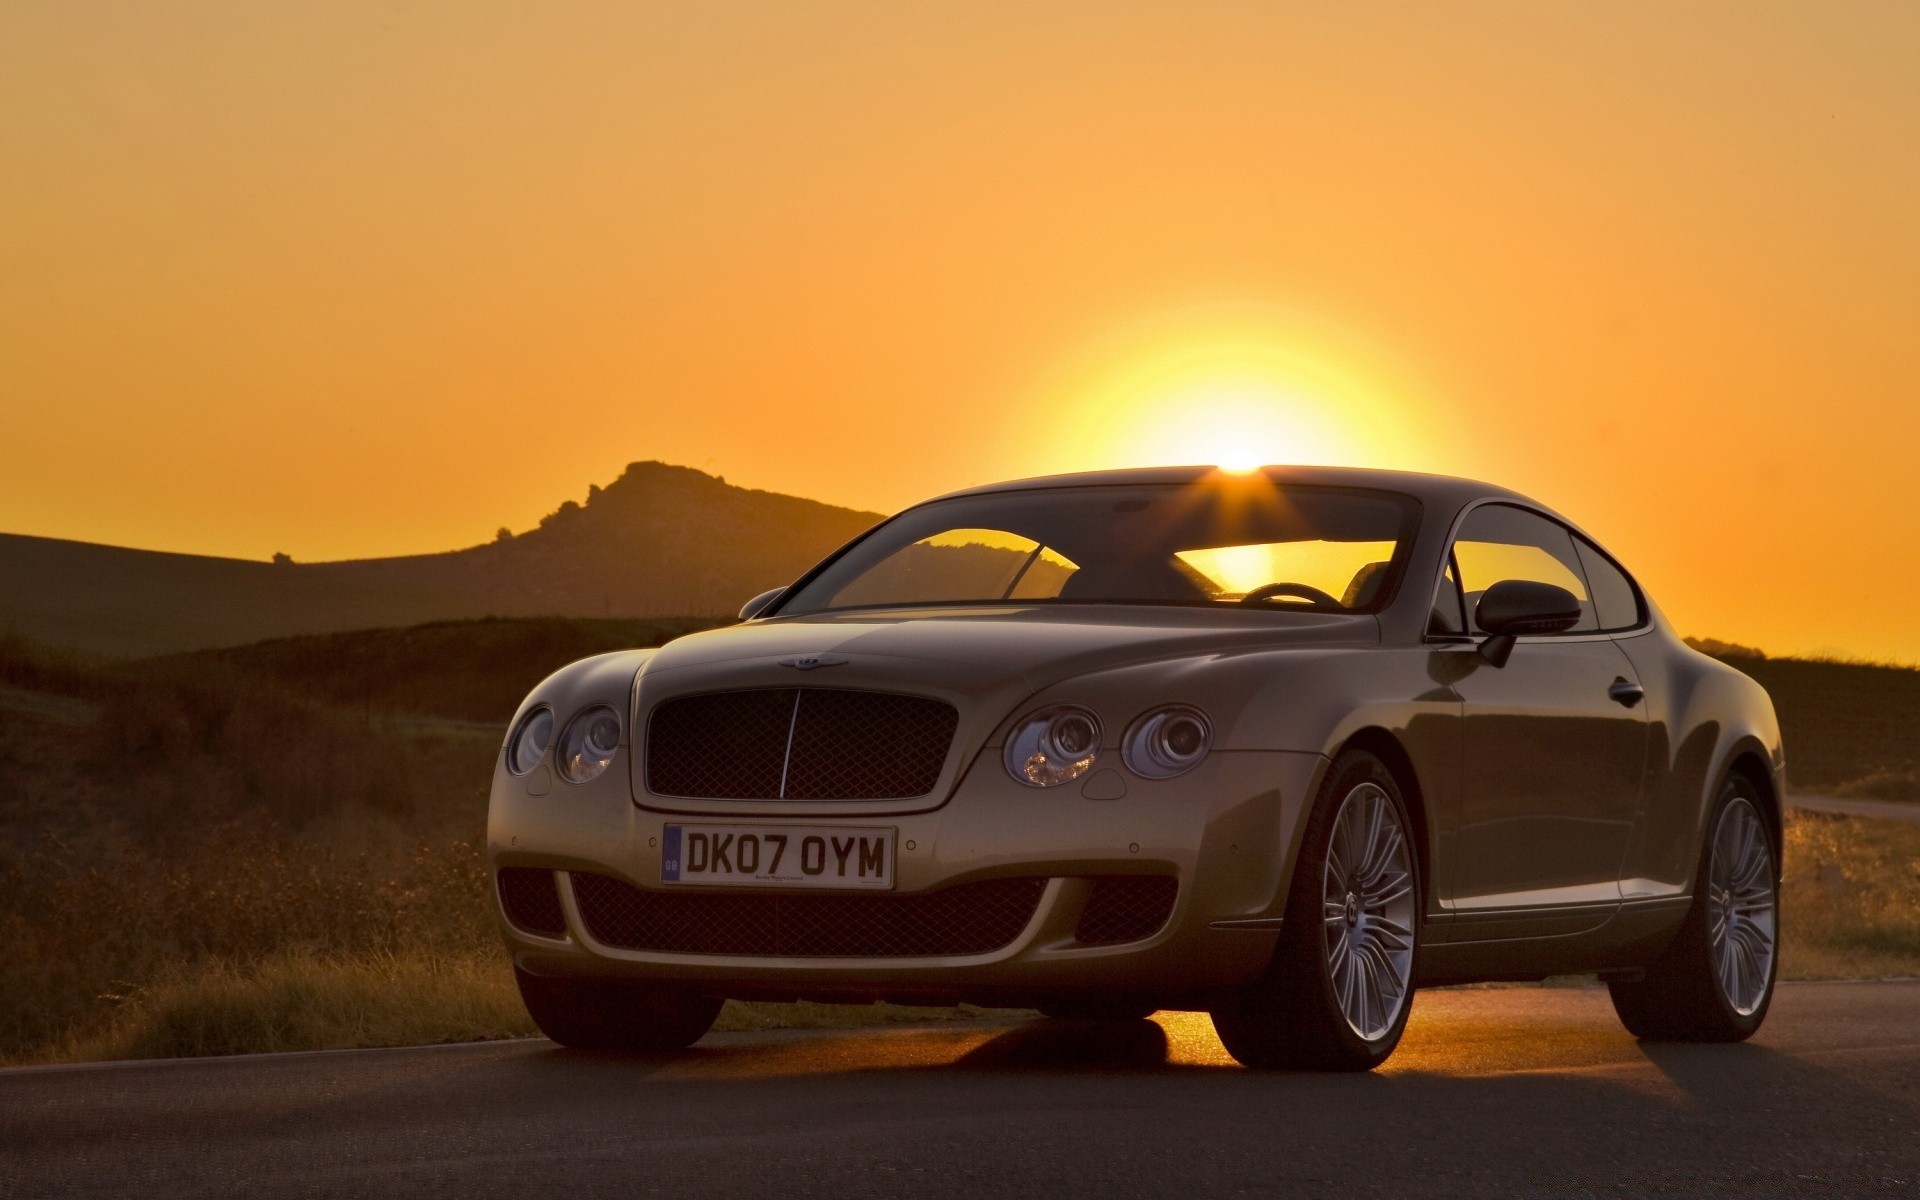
[[1609, 774, 1779, 1042], [515, 967, 723, 1053], [1211, 750, 1420, 1071]]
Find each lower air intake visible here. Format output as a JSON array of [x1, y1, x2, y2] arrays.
[[498, 868, 568, 938], [1075, 875, 1179, 946], [570, 873, 1048, 958]]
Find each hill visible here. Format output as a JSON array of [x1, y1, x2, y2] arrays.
[[0, 462, 881, 657], [1688, 644, 1920, 803]]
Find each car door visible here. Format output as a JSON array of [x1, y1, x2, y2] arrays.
[[1439, 504, 1649, 924]]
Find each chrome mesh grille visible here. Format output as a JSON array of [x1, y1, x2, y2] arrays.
[[497, 868, 567, 938], [570, 872, 1047, 957], [1074, 876, 1179, 946], [646, 689, 793, 799], [645, 688, 958, 800]]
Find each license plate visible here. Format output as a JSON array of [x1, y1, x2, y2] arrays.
[[660, 825, 895, 890]]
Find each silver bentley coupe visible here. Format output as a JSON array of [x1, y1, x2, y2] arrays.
[[489, 466, 1783, 1070]]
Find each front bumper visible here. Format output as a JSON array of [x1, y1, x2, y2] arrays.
[[487, 748, 1326, 1006]]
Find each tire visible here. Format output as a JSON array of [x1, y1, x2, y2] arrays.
[[1211, 750, 1421, 1071], [1036, 998, 1159, 1022], [515, 967, 723, 1053], [1609, 772, 1779, 1042]]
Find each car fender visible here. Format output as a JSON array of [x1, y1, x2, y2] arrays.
[[1013, 643, 1455, 914], [1614, 627, 1785, 897], [489, 650, 657, 864]]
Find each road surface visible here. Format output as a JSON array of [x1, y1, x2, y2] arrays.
[[1789, 792, 1920, 825], [3, 981, 1916, 1198]]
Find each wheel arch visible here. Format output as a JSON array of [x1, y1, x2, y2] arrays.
[[1724, 742, 1784, 862], [1328, 726, 1435, 917]]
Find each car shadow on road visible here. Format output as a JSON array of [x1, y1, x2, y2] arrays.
[[947, 1017, 1177, 1071]]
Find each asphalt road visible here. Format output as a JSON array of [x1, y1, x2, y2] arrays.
[[4, 982, 1916, 1198], [1789, 792, 1920, 825]]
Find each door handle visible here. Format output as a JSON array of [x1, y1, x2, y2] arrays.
[[1608, 678, 1645, 708]]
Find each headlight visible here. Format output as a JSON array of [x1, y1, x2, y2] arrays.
[[1122, 705, 1212, 779], [506, 707, 554, 776], [1003, 705, 1102, 787], [557, 704, 623, 784]]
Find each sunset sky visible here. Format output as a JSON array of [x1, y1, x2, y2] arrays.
[[3, 3, 1918, 661]]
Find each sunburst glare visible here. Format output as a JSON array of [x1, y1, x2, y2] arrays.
[[1022, 305, 1457, 479]]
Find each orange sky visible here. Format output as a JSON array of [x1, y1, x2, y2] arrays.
[[4, 3, 1918, 661]]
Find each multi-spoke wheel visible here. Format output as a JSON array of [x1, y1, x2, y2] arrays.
[[1709, 798, 1779, 1016], [1321, 781, 1417, 1042], [1212, 749, 1421, 1070], [1610, 772, 1779, 1042]]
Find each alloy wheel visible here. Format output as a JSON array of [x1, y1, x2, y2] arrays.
[[1321, 781, 1416, 1040], [1708, 797, 1777, 1016]]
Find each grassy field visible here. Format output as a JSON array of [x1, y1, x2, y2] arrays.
[[1, 624, 1916, 1065], [1781, 811, 1920, 980]]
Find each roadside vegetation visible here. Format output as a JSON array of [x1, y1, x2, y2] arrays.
[[1780, 812, 1920, 981], [0, 625, 1915, 1065]]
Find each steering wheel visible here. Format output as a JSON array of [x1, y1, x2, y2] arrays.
[[1239, 581, 1342, 608]]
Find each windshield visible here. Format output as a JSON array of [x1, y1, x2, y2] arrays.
[[778, 482, 1420, 615]]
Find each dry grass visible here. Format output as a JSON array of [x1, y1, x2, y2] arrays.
[[1780, 811, 1920, 980], [0, 826, 499, 1064], [56, 949, 538, 1063]]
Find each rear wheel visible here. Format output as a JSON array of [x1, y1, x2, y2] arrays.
[[515, 967, 723, 1053], [1211, 750, 1420, 1071], [1609, 773, 1778, 1042]]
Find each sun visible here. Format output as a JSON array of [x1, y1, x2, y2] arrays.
[[1213, 446, 1266, 474], [1145, 375, 1352, 471], [1015, 303, 1458, 480]]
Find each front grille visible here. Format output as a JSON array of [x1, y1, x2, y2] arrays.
[[645, 688, 958, 800], [498, 868, 567, 938], [1075, 876, 1179, 946], [570, 872, 1047, 957]]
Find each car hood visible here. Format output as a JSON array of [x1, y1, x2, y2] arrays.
[[640, 604, 1375, 697], [626, 606, 1373, 813]]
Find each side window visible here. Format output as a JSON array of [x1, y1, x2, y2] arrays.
[[1452, 505, 1598, 634], [831, 528, 1072, 607], [1428, 554, 1467, 635], [1573, 536, 1644, 632], [1007, 544, 1079, 600]]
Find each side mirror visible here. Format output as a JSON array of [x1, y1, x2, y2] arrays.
[[739, 587, 786, 621], [1474, 580, 1583, 666]]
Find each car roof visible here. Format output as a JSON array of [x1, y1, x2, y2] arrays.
[[925, 465, 1537, 511]]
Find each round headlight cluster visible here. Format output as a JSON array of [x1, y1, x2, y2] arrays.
[[506, 707, 554, 775], [557, 705, 623, 784], [1003, 705, 1103, 787], [1122, 705, 1213, 779], [1002, 702, 1213, 787]]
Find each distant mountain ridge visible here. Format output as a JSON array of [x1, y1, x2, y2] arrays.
[[0, 462, 884, 656]]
